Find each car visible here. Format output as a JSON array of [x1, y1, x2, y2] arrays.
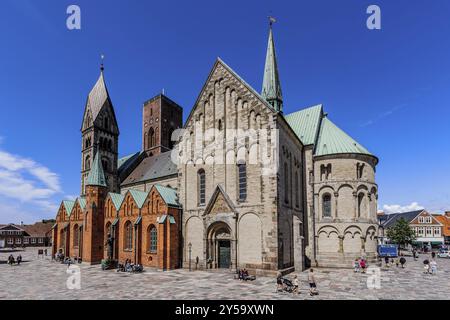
[[437, 250, 449, 258]]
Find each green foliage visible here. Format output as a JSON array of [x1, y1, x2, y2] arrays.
[[386, 218, 416, 248]]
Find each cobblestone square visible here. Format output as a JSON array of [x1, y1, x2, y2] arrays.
[[1, 248, 449, 300]]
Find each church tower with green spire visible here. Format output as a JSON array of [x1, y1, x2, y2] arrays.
[[262, 19, 283, 112]]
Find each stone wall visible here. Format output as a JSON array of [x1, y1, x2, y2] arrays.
[[313, 154, 378, 267]]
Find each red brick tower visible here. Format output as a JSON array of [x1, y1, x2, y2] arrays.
[[142, 94, 183, 157]]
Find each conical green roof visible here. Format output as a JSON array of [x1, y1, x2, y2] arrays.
[[86, 152, 107, 187], [315, 118, 373, 157], [261, 26, 283, 112]]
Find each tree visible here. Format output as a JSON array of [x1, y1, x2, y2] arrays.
[[386, 218, 416, 249]]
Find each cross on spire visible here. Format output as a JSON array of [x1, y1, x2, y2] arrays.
[[100, 54, 105, 72]]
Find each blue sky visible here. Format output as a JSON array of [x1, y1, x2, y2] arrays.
[[0, 0, 449, 223]]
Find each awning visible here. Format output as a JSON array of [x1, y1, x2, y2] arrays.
[[134, 216, 142, 226], [112, 218, 119, 226]]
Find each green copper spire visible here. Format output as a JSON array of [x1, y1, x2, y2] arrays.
[[86, 152, 107, 187], [262, 19, 283, 112]]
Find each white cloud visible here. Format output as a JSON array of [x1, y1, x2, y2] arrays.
[[382, 202, 424, 214], [0, 146, 62, 219]]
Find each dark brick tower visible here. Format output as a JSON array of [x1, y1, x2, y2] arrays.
[[82, 152, 108, 264], [81, 65, 120, 194], [142, 94, 183, 156]]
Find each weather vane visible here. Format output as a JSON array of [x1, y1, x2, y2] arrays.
[[268, 16, 277, 27]]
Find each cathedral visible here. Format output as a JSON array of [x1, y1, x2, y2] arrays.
[[52, 24, 379, 274]]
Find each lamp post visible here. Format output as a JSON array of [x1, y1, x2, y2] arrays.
[[188, 242, 192, 272]]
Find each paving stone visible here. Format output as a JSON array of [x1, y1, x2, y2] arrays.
[[1, 248, 449, 300]]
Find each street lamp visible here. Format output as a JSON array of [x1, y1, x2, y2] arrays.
[[188, 242, 192, 272]]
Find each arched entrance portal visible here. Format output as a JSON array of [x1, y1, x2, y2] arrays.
[[207, 222, 232, 269]]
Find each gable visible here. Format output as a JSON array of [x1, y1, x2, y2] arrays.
[[210, 193, 233, 214], [0, 224, 24, 231], [204, 185, 236, 216], [184, 58, 276, 131], [410, 211, 443, 226]]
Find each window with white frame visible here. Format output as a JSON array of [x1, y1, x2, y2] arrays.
[[418, 227, 424, 236], [434, 227, 441, 237], [15, 238, 21, 244], [23, 238, 29, 244], [7, 238, 13, 244], [38, 238, 43, 243], [426, 227, 432, 236], [31, 238, 36, 244]]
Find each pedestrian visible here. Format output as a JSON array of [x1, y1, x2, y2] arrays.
[[423, 259, 430, 274], [308, 269, 318, 296], [360, 258, 366, 273], [16, 254, 22, 265], [395, 257, 400, 268], [384, 256, 389, 267], [399, 256, 406, 268], [44, 249, 47, 256], [276, 272, 283, 293], [412, 249, 417, 261], [293, 275, 299, 295], [430, 259, 437, 275], [353, 258, 360, 273], [8, 254, 15, 266]]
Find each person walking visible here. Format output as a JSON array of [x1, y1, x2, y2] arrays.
[[354, 258, 360, 273], [16, 254, 22, 265], [360, 258, 367, 273], [384, 256, 389, 267], [430, 259, 437, 275], [293, 275, 299, 295], [8, 254, 14, 266], [423, 259, 430, 274], [399, 256, 406, 268], [308, 269, 318, 296]]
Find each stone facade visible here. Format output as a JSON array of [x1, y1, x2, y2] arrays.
[[177, 60, 293, 275]]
